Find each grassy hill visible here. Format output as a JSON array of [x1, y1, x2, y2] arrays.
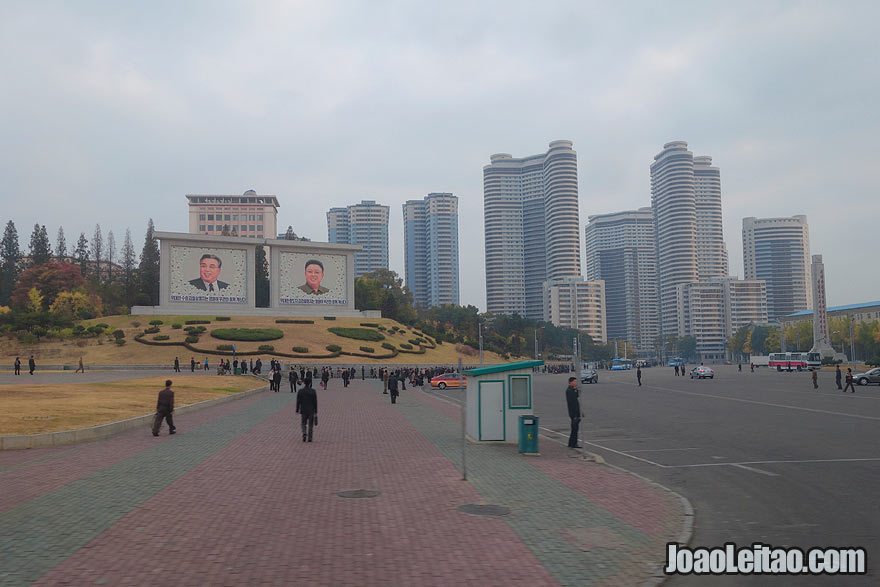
[[3, 315, 516, 366]]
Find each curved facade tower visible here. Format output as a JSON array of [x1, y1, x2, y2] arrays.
[[651, 141, 698, 336], [693, 156, 728, 280], [483, 141, 581, 318]]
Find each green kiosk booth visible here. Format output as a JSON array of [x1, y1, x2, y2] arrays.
[[463, 360, 543, 453]]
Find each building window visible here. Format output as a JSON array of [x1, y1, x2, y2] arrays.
[[207, 225, 214, 231], [199, 225, 205, 231], [250, 225, 255, 232], [258, 214, 263, 220], [232, 214, 238, 221], [257, 225, 263, 232], [199, 214, 205, 221], [208, 214, 214, 221], [224, 215, 230, 221]]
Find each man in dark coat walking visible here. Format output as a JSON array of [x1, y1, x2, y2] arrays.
[[342, 368, 350, 388], [174, 357, 180, 373], [836, 365, 842, 390], [28, 356, 36, 375], [388, 371, 400, 404], [289, 367, 299, 393], [565, 377, 581, 449], [636, 366, 642, 387], [273, 368, 282, 393], [296, 382, 318, 442], [152, 380, 176, 436]]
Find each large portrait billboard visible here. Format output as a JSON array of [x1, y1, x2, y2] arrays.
[[279, 252, 347, 305], [169, 246, 247, 303]]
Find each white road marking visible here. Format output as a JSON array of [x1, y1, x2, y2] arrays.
[[731, 463, 780, 477], [625, 447, 701, 453]]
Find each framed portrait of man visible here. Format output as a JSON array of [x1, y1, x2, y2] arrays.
[[279, 252, 346, 305], [168, 246, 247, 303]]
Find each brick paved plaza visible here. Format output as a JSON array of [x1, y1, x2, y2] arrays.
[[0, 378, 686, 586]]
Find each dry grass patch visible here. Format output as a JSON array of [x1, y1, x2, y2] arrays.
[[0, 375, 262, 435]]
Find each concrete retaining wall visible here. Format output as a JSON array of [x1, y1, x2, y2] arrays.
[[0, 383, 268, 450]]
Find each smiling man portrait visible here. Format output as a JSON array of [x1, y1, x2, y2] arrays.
[[298, 259, 329, 295], [189, 253, 229, 292]]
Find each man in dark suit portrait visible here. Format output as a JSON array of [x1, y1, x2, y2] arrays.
[[189, 253, 229, 292], [297, 259, 329, 295]]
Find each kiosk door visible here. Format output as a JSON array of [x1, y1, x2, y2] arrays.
[[479, 381, 504, 440]]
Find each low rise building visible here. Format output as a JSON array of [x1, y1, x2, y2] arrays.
[[543, 277, 606, 343]]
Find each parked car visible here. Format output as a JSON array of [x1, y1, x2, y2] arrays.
[[580, 367, 599, 384], [854, 368, 880, 386], [690, 366, 715, 379], [431, 373, 465, 389]]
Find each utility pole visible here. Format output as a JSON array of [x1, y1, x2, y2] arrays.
[[849, 316, 856, 369], [478, 321, 484, 366]]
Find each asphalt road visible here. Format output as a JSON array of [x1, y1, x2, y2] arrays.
[[431, 366, 879, 585]]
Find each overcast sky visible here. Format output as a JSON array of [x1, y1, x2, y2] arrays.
[[2, 1, 878, 311]]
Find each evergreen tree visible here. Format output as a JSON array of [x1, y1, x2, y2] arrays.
[[56, 227, 67, 260], [121, 228, 137, 305], [90, 224, 103, 281], [74, 233, 89, 279], [28, 224, 53, 266], [0, 221, 22, 305], [106, 230, 116, 278], [255, 245, 269, 307], [137, 219, 160, 305]]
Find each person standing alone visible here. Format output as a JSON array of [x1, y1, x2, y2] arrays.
[[152, 380, 176, 436], [565, 377, 581, 449], [28, 355, 36, 375], [636, 366, 642, 387], [289, 367, 299, 393], [388, 371, 399, 404], [812, 369, 818, 390], [14, 357, 20, 375], [296, 380, 318, 442]]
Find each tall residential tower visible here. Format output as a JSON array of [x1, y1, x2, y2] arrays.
[[483, 140, 581, 319], [403, 193, 460, 309], [326, 200, 389, 277]]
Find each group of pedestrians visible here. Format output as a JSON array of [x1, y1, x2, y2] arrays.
[[12, 356, 36, 375]]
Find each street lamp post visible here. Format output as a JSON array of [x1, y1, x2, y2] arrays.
[[849, 316, 856, 370], [534, 327, 544, 360], [478, 321, 483, 366]]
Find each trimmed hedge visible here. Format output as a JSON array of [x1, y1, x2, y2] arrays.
[[324, 316, 336, 321], [184, 326, 207, 334], [276, 319, 314, 324], [359, 346, 375, 353], [399, 343, 413, 350], [292, 346, 309, 353], [143, 326, 160, 334], [408, 338, 421, 345], [216, 344, 234, 351], [149, 319, 164, 326], [210, 328, 284, 341], [171, 324, 182, 329], [381, 342, 396, 350], [258, 344, 274, 351], [327, 327, 385, 342], [153, 335, 170, 341], [326, 344, 342, 352], [185, 320, 211, 325], [215, 316, 231, 321], [360, 323, 379, 327], [377, 326, 387, 331], [185, 336, 200, 343], [112, 329, 125, 340]]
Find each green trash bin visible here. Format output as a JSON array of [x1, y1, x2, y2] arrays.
[[518, 415, 539, 454], [235, 367, 241, 375]]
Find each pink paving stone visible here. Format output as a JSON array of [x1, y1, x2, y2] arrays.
[[410, 388, 678, 537], [0, 393, 266, 514], [35, 382, 560, 586]]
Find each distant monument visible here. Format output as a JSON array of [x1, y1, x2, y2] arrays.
[[809, 254, 841, 358]]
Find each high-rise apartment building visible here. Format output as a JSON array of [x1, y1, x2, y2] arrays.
[[543, 277, 607, 343], [651, 141, 728, 336], [403, 193, 460, 309], [187, 190, 279, 239], [585, 207, 658, 353], [483, 140, 581, 319], [326, 200, 389, 277], [676, 278, 768, 360], [742, 215, 812, 320]]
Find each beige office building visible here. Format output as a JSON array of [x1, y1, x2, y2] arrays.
[[188, 190, 279, 239]]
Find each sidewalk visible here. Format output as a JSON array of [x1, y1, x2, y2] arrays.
[[0, 379, 687, 586]]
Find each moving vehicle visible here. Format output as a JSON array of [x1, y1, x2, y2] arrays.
[[768, 352, 821, 372], [611, 358, 633, 370], [430, 373, 465, 389], [749, 355, 770, 368], [690, 366, 715, 379], [580, 367, 599, 384], [668, 357, 685, 367], [854, 368, 880, 386]]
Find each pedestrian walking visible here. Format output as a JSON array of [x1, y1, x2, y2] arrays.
[[835, 365, 842, 390], [76, 357, 84, 373], [190, 357, 196, 373], [289, 367, 298, 393], [342, 368, 350, 388], [28, 355, 35, 375], [565, 377, 581, 449], [843, 368, 855, 393], [637, 366, 642, 387], [738, 363, 742, 372], [362, 365, 365, 380], [812, 369, 818, 390], [273, 368, 282, 393], [204, 357, 209, 371], [14, 356, 21, 375], [750, 363, 755, 373], [388, 371, 399, 404], [174, 357, 180, 373], [382, 369, 389, 394], [152, 379, 177, 436], [674, 364, 679, 376], [296, 381, 318, 442]]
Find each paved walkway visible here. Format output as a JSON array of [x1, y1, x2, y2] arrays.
[[0, 380, 686, 586]]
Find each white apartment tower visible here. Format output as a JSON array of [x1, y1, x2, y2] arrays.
[[327, 200, 390, 278], [651, 141, 728, 336], [742, 215, 812, 320], [585, 207, 658, 352], [403, 193, 460, 309], [544, 278, 607, 343], [483, 140, 581, 319]]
